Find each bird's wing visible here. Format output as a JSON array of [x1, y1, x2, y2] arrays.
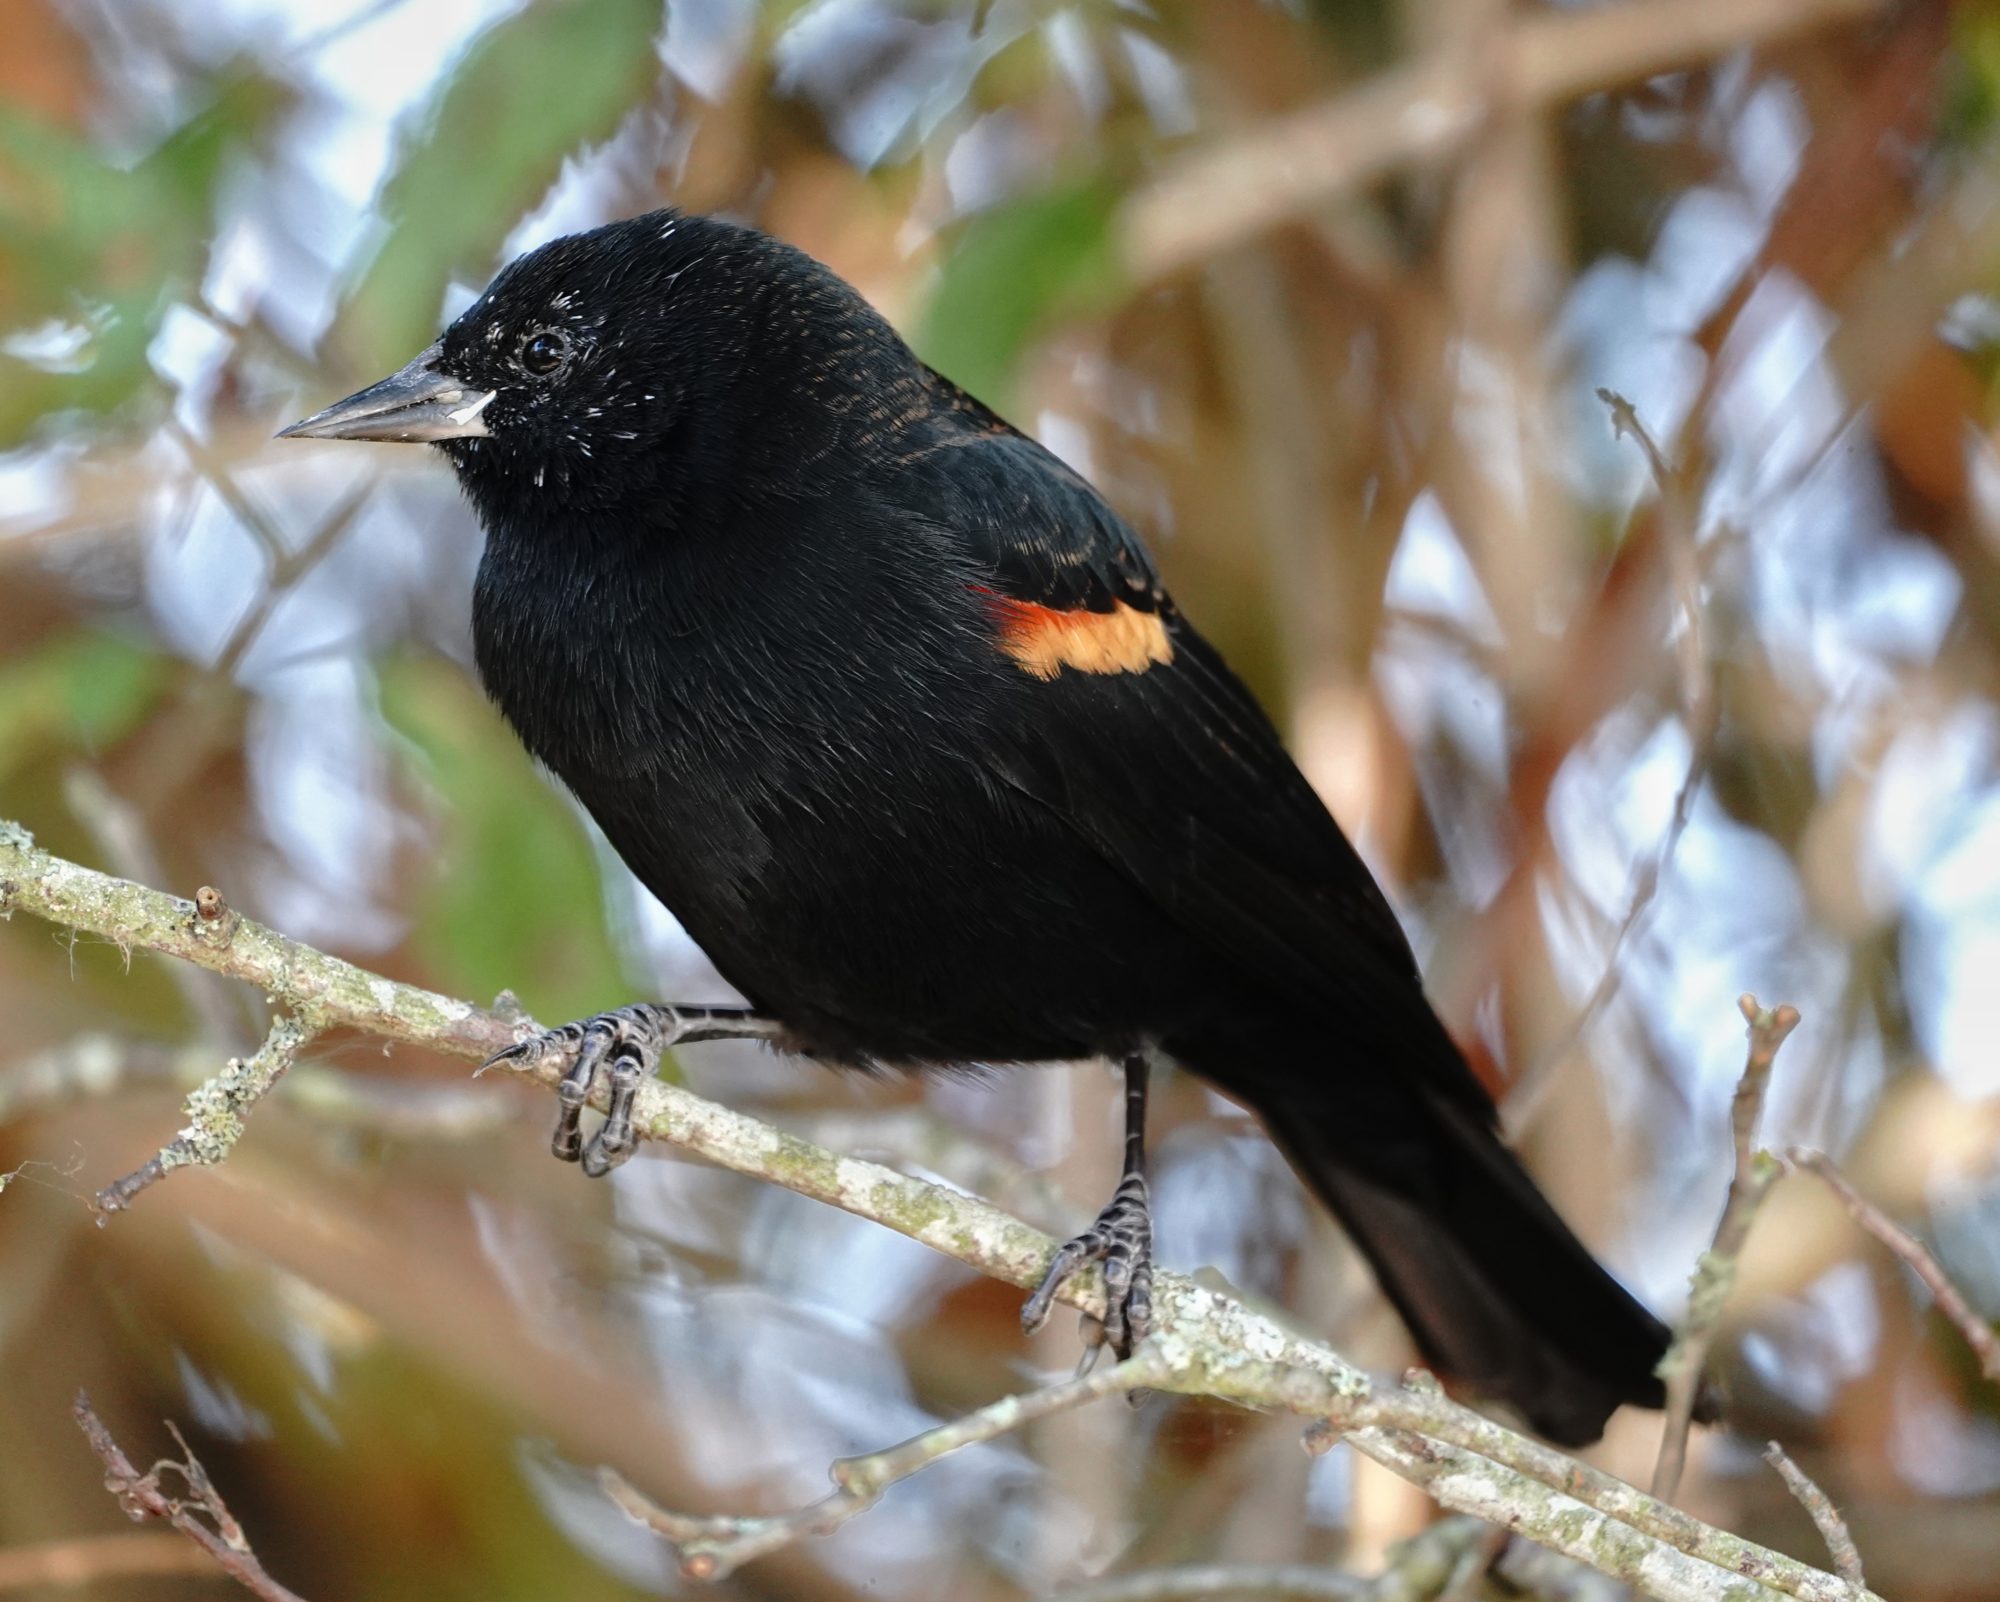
[[898, 404, 1485, 1106]]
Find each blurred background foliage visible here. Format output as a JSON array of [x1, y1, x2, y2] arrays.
[[4, 0, 2000, 1598]]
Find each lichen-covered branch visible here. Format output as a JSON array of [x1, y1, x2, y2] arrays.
[[95, 1011, 319, 1213], [1653, 995, 1800, 1497], [0, 821, 1882, 1602]]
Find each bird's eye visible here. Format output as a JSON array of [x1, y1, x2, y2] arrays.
[[519, 329, 572, 376]]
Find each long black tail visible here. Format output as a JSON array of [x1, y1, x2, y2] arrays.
[[1180, 1019, 1671, 1447]]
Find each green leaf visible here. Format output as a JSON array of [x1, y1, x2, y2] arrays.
[[0, 630, 165, 779], [0, 72, 284, 443], [914, 177, 1124, 416], [375, 656, 642, 1034], [335, 0, 665, 374], [1943, 5, 2000, 149]]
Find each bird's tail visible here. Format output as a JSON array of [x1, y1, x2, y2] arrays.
[[1180, 1019, 1672, 1447]]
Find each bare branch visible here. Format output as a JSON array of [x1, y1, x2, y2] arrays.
[[607, 1349, 1166, 1581], [0, 822, 1885, 1602], [1121, 0, 1886, 283], [70, 1391, 308, 1602], [1785, 1148, 2000, 1383], [1764, 1443, 1866, 1588], [1653, 995, 1801, 1498]]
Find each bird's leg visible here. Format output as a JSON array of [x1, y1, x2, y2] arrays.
[[1021, 1053, 1154, 1360], [482, 1003, 782, 1177]]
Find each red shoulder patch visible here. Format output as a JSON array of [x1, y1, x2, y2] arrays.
[[973, 589, 1173, 680]]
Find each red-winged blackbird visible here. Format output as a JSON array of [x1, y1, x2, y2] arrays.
[[282, 209, 1673, 1445]]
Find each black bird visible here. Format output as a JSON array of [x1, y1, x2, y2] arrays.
[[282, 209, 1672, 1445]]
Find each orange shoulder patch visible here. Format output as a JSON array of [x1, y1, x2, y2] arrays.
[[980, 592, 1174, 680]]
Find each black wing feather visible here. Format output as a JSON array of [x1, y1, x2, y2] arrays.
[[896, 387, 1490, 1114]]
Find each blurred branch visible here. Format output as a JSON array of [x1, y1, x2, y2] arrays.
[[606, 1349, 1166, 1581], [1122, 0, 1886, 283], [0, 1532, 219, 1592], [1050, 1563, 1369, 1601], [1052, 1518, 1622, 1602], [1764, 1443, 1866, 1588], [0, 1031, 509, 1142], [1785, 1148, 2000, 1383], [163, 416, 293, 572], [1602, 393, 1714, 744], [1507, 391, 1721, 1131], [61, 767, 241, 1049], [1654, 995, 1801, 1499], [160, 416, 373, 680], [288, 0, 415, 55], [213, 481, 371, 678], [0, 822, 1884, 1602], [1434, 1527, 1511, 1602], [70, 1391, 308, 1602]]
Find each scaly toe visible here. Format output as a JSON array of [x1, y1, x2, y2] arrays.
[[1021, 1180, 1153, 1360]]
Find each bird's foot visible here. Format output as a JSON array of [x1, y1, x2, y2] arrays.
[[1021, 1171, 1153, 1361], [482, 1003, 776, 1177]]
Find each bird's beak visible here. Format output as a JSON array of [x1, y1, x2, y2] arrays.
[[276, 342, 495, 443]]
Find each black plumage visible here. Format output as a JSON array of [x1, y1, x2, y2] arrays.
[[282, 209, 1673, 1446]]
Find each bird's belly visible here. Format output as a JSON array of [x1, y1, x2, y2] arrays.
[[584, 761, 1208, 1068]]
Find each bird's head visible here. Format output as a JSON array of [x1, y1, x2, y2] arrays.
[[279, 209, 847, 518]]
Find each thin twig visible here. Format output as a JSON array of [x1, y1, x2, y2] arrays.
[[1653, 995, 1801, 1499], [1786, 1148, 2000, 1382], [1763, 1443, 1866, 1587], [70, 1392, 308, 1602], [606, 1349, 1166, 1581], [1508, 391, 1719, 1131], [0, 823, 1884, 1602], [1599, 389, 1711, 749]]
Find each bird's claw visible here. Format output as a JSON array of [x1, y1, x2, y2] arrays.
[[1021, 1174, 1153, 1360], [482, 1003, 691, 1176]]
